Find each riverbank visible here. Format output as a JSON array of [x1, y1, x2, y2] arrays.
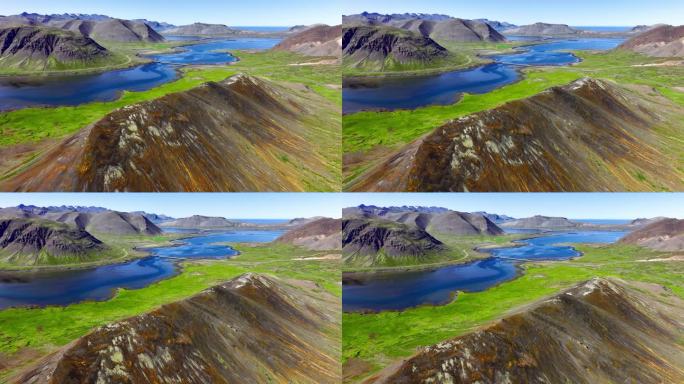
[[342, 242, 683, 382]]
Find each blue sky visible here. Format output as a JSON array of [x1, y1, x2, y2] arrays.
[[0, 193, 342, 219], [1, 0, 339, 26], [342, 193, 684, 219], [342, 0, 684, 26]]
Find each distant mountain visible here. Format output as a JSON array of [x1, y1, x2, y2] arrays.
[[132, 19, 175, 33], [504, 22, 579, 36], [18, 274, 341, 383], [160, 215, 241, 228], [0, 26, 111, 71], [130, 211, 175, 224], [0, 218, 107, 266], [619, 25, 684, 57], [343, 25, 449, 71], [343, 12, 452, 25], [501, 215, 579, 229], [275, 217, 342, 250], [343, 218, 445, 266], [273, 24, 342, 57], [474, 19, 517, 31], [473, 212, 515, 223], [162, 22, 238, 36], [374, 278, 684, 383], [619, 218, 684, 251]]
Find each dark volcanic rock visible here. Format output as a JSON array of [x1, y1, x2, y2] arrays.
[[349, 78, 684, 192], [342, 218, 444, 265], [619, 218, 684, 251], [16, 274, 341, 384], [273, 24, 341, 57], [370, 278, 684, 384], [0, 218, 106, 265], [275, 217, 342, 250], [1, 74, 339, 192]]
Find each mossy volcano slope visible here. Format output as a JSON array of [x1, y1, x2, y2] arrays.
[[370, 278, 684, 384], [15, 274, 341, 384], [348, 78, 684, 192], [1, 74, 340, 192]]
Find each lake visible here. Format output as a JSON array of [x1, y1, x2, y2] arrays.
[[0, 229, 284, 309], [343, 37, 626, 114], [342, 230, 627, 312]]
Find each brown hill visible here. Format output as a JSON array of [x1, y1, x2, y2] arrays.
[[369, 278, 684, 383], [619, 25, 684, 57], [347, 78, 684, 192], [55, 19, 165, 43], [619, 218, 684, 251], [504, 22, 579, 36], [276, 217, 342, 250], [273, 24, 342, 57], [0, 74, 340, 192], [0, 218, 106, 265], [15, 274, 341, 383], [429, 18, 505, 42]]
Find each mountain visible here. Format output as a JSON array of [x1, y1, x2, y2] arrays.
[[273, 24, 342, 57], [619, 218, 684, 251], [342, 218, 445, 266], [425, 18, 506, 42], [131, 211, 175, 224], [133, 19, 175, 33], [0, 26, 110, 71], [475, 19, 517, 32], [504, 22, 579, 36], [343, 12, 452, 25], [474, 212, 515, 223], [275, 218, 342, 250], [0, 218, 106, 266], [163, 22, 238, 36], [501, 215, 579, 229], [0, 74, 340, 192], [619, 25, 684, 57], [160, 215, 240, 228], [15, 274, 341, 384], [348, 78, 684, 192], [343, 25, 448, 71], [54, 18, 165, 43], [370, 278, 684, 383]]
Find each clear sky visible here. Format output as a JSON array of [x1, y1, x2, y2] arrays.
[[342, 0, 684, 26], [2, 0, 339, 26], [0, 193, 342, 219], [342, 193, 684, 220]]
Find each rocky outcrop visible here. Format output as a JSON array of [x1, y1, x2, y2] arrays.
[[273, 24, 342, 57], [0, 74, 340, 192], [619, 218, 684, 251], [348, 78, 684, 192], [16, 274, 341, 384], [369, 278, 684, 384], [343, 218, 445, 266], [619, 25, 684, 57], [0, 26, 109, 70], [0, 218, 106, 265], [343, 25, 448, 71], [504, 22, 579, 36], [275, 218, 342, 250]]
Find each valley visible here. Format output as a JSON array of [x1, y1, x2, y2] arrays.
[[342, 12, 684, 192]]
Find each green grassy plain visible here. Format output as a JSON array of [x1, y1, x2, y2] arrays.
[[342, 243, 684, 382], [0, 242, 339, 380]]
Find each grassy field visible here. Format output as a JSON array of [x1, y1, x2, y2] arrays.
[[342, 243, 684, 382], [0, 242, 340, 380], [342, 49, 684, 187], [0, 50, 340, 149]]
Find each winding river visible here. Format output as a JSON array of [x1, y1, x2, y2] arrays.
[[0, 229, 283, 309], [342, 230, 627, 312], [342, 37, 626, 114], [0, 37, 281, 111]]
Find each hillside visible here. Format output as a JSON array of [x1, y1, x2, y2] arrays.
[[0, 26, 111, 72], [368, 278, 684, 383], [15, 274, 341, 383], [273, 24, 342, 57], [429, 18, 505, 42], [55, 18, 165, 43], [504, 22, 579, 36], [342, 218, 445, 266], [163, 23, 238, 36], [160, 215, 240, 228], [343, 25, 449, 72], [275, 218, 342, 250], [619, 218, 684, 251], [501, 215, 579, 229], [0, 218, 107, 266], [348, 78, 684, 192], [619, 25, 684, 57], [0, 74, 340, 192]]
